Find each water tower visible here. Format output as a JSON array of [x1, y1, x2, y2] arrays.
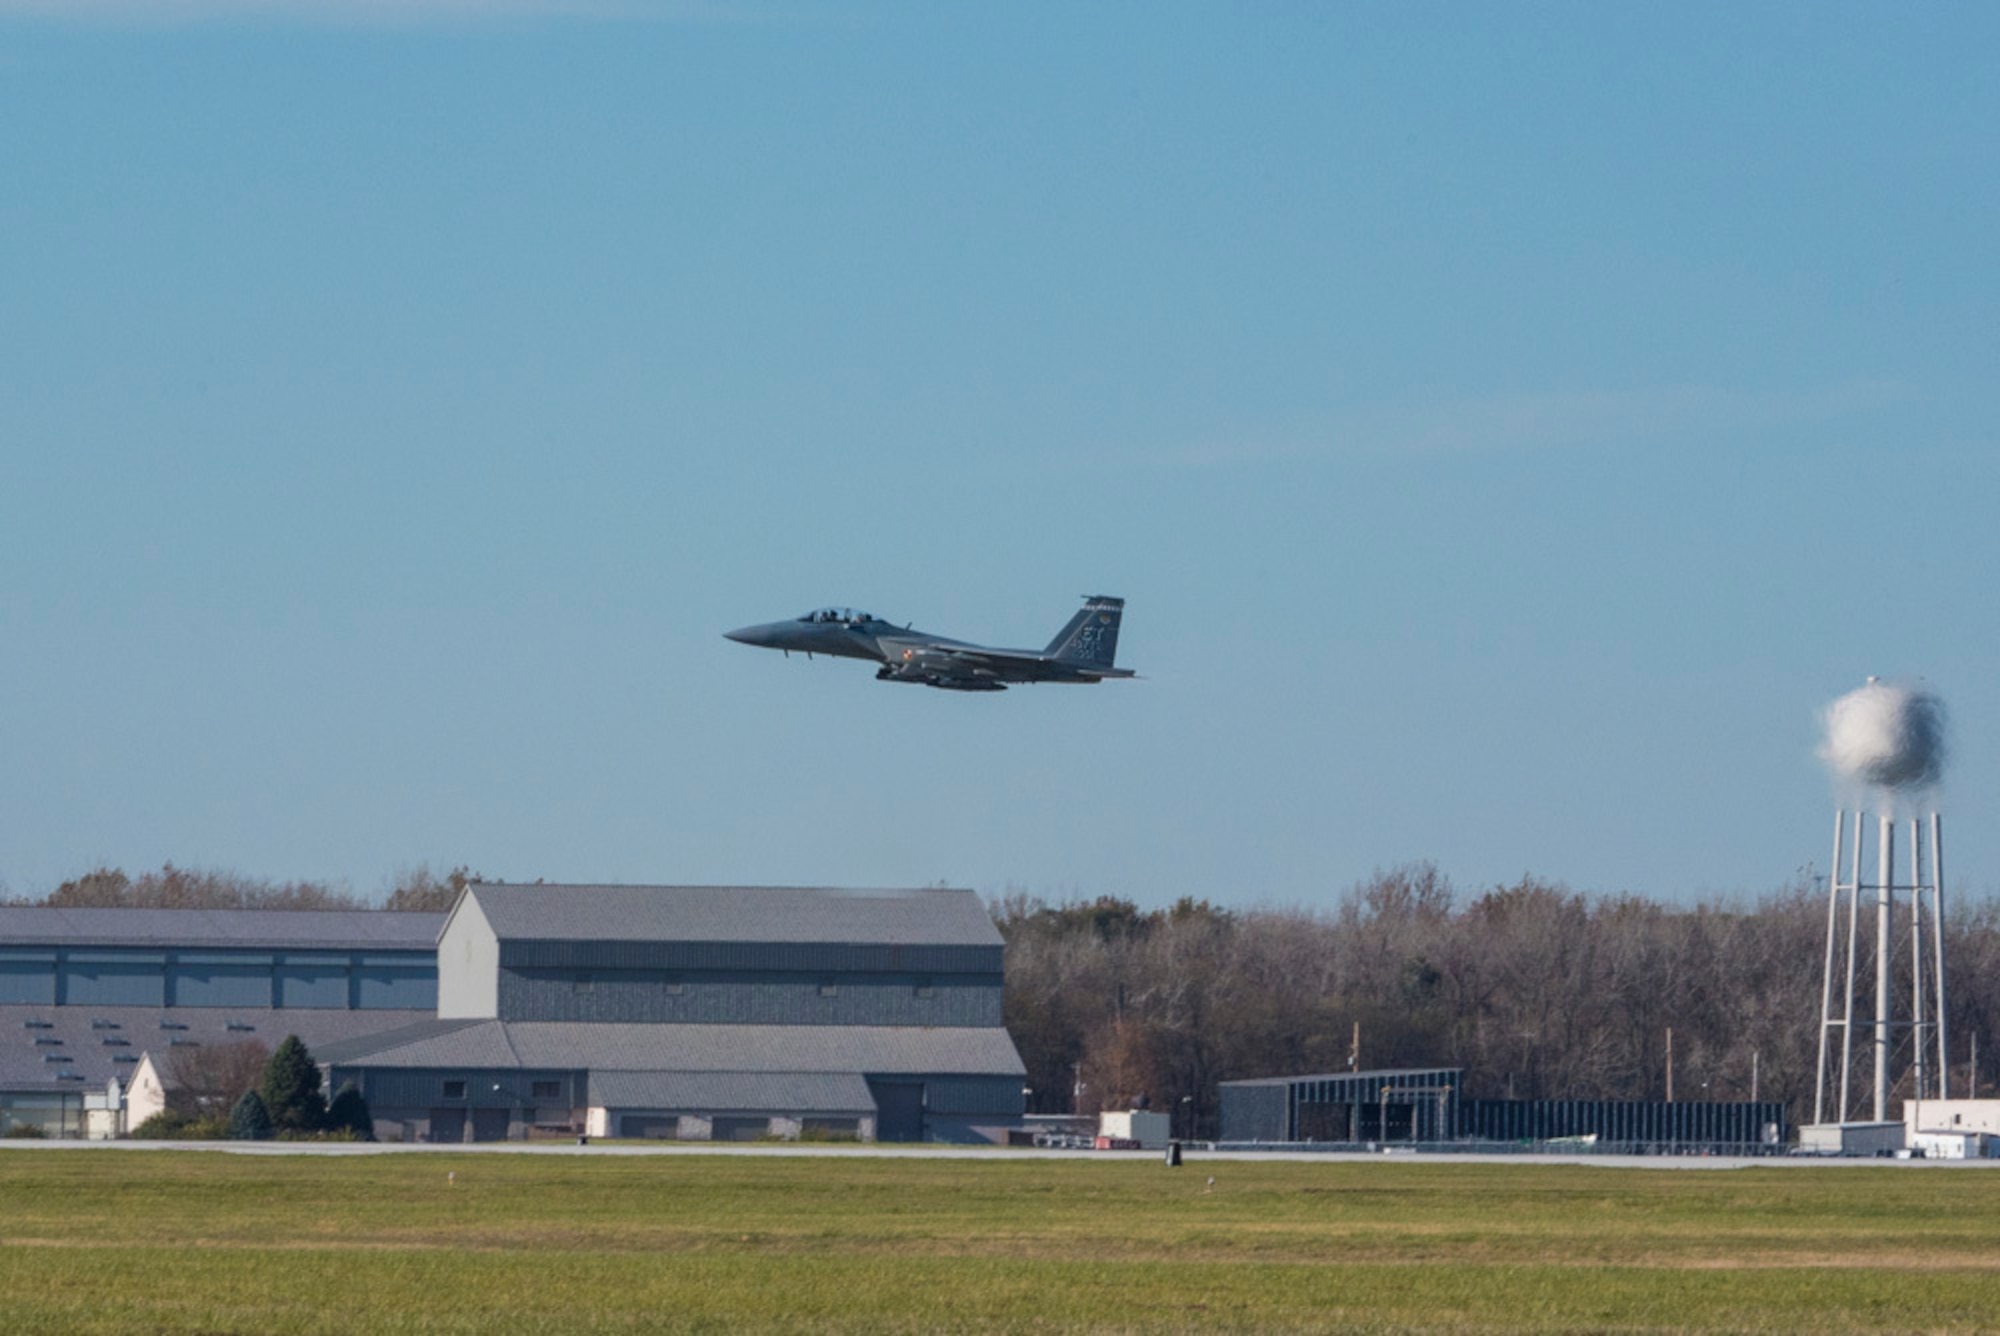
[[1807, 680, 1950, 1143]]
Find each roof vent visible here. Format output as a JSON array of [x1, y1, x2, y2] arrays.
[[226, 1022, 255, 1032], [42, 1054, 73, 1064], [90, 1019, 120, 1030], [159, 1020, 188, 1031], [168, 1038, 200, 1048], [21, 1020, 52, 1030]]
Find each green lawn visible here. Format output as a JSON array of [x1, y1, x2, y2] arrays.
[[1, 1151, 1995, 1332]]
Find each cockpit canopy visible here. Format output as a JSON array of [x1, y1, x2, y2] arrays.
[[798, 607, 873, 625]]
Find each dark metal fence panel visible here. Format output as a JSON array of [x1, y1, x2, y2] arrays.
[[1460, 1098, 1787, 1147]]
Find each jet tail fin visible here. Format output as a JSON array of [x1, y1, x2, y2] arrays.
[[1045, 595, 1125, 666]]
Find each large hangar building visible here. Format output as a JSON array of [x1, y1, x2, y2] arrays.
[[0, 907, 443, 1137], [319, 883, 1027, 1144]]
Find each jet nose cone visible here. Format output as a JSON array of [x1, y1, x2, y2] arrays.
[[725, 623, 777, 647]]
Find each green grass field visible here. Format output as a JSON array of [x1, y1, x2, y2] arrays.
[[2, 1150, 1996, 1333]]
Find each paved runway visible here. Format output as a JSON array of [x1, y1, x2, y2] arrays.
[[6, 1140, 1997, 1168]]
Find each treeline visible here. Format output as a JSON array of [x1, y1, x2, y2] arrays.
[[6, 863, 474, 912], [997, 865, 2000, 1139]]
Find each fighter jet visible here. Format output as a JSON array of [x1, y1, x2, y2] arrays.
[[725, 596, 1136, 692]]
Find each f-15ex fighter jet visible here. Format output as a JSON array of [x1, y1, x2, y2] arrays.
[[726, 595, 1135, 692]]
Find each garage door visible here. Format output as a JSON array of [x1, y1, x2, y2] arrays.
[[711, 1116, 769, 1142], [428, 1109, 465, 1144], [620, 1115, 679, 1139], [868, 1081, 924, 1143], [470, 1108, 511, 1142]]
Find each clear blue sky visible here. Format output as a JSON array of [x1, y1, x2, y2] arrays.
[[2, 2, 1994, 907]]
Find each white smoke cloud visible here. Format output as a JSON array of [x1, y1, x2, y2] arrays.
[[1818, 679, 1947, 791]]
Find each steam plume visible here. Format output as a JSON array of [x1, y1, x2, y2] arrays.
[[1818, 679, 1947, 791]]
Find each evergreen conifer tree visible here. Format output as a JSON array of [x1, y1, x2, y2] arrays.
[[327, 1082, 375, 1140], [228, 1090, 273, 1140], [260, 1035, 329, 1132]]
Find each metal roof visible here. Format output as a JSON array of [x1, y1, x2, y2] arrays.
[[464, 884, 1001, 949], [324, 1020, 1026, 1078], [587, 1070, 875, 1113], [0, 908, 446, 952], [0, 1005, 434, 1094]]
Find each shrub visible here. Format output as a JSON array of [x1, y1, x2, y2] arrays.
[[2, 1123, 47, 1139], [260, 1035, 328, 1133], [327, 1083, 374, 1141], [130, 1111, 227, 1140], [229, 1090, 273, 1141], [131, 1110, 192, 1139]]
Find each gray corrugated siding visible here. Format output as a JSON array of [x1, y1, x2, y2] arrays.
[[587, 1070, 876, 1113], [1220, 1083, 1289, 1141], [334, 1066, 584, 1113], [498, 940, 1000, 975], [497, 970, 1002, 1026], [916, 1076, 1024, 1116]]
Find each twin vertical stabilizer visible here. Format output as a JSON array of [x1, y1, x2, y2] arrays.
[[1045, 596, 1125, 667]]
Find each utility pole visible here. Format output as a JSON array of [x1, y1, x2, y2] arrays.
[[1751, 1050, 1759, 1104], [1666, 1027, 1675, 1103]]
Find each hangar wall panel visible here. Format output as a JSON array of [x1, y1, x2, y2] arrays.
[[495, 969, 1002, 1026], [437, 900, 500, 1019], [499, 940, 1000, 977], [0, 960, 56, 1006], [277, 965, 350, 1009], [172, 966, 273, 1009], [919, 1075, 1025, 1116], [356, 968, 437, 1011], [63, 964, 166, 1008], [1219, 1083, 1292, 1141]]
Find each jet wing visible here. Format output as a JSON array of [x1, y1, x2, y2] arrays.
[[885, 642, 1131, 684]]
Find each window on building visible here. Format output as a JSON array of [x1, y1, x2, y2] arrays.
[[662, 980, 685, 996], [818, 981, 839, 998], [531, 1080, 561, 1100], [914, 981, 935, 999], [443, 1080, 466, 1099], [575, 976, 595, 994]]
